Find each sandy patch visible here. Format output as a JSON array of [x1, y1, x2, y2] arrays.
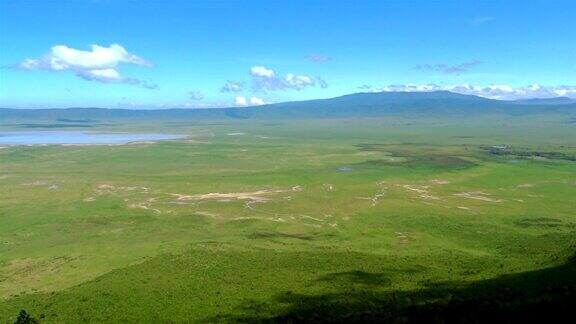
[[194, 211, 220, 218], [300, 215, 324, 222], [394, 232, 412, 244], [96, 184, 150, 194], [454, 191, 502, 202], [402, 184, 430, 194], [244, 200, 260, 210], [517, 183, 534, 188], [172, 190, 275, 203], [22, 180, 60, 190], [371, 191, 386, 205], [303, 223, 323, 228], [230, 216, 286, 222], [399, 184, 441, 201], [173, 187, 301, 203], [355, 190, 386, 206], [419, 194, 440, 200], [23, 180, 49, 186], [430, 179, 450, 185], [128, 198, 161, 213]]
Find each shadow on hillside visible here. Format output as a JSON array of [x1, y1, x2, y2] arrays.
[[208, 251, 576, 323]]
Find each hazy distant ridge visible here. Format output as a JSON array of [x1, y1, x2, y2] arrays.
[[2, 91, 575, 121]]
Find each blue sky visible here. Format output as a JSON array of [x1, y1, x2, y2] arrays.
[[0, 0, 574, 108]]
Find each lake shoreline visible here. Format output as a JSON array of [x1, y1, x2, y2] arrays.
[[0, 131, 187, 145]]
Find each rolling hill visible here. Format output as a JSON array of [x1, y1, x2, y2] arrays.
[[1, 91, 575, 122]]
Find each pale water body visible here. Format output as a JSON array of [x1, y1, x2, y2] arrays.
[[0, 131, 186, 145]]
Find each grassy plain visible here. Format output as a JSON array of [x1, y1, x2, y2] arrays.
[[0, 115, 575, 322]]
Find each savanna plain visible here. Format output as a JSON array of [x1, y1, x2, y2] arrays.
[[1, 116, 575, 322]]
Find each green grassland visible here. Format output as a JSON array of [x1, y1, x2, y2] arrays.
[[0, 115, 575, 322]]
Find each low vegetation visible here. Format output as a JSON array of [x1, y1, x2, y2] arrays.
[[0, 115, 575, 322]]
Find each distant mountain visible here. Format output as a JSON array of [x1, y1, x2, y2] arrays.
[[1, 91, 575, 122], [513, 97, 576, 105]]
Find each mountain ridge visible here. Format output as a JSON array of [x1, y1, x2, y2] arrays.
[[512, 97, 576, 105], [1, 91, 575, 121]]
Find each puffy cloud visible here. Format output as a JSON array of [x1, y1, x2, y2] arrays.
[[233, 96, 266, 106], [250, 66, 275, 78], [189, 90, 204, 100], [17, 44, 155, 88], [449, 84, 576, 99], [249, 65, 327, 91], [553, 87, 576, 97], [305, 54, 332, 62], [219, 66, 327, 93], [317, 77, 329, 89], [220, 80, 244, 92], [284, 73, 314, 89], [132, 80, 159, 90], [20, 44, 150, 71], [374, 83, 576, 100], [249, 96, 265, 105], [77, 68, 121, 82], [379, 84, 443, 92], [416, 61, 483, 74], [234, 96, 248, 106]]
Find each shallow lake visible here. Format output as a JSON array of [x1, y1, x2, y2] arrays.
[[0, 131, 186, 145]]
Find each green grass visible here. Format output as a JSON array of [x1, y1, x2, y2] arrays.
[[0, 116, 575, 322]]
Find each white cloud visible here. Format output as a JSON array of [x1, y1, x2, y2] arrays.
[[446, 84, 576, 99], [317, 77, 329, 89], [379, 84, 443, 92], [249, 96, 265, 105], [250, 66, 275, 78], [415, 61, 483, 74], [220, 80, 244, 92], [249, 65, 327, 91], [234, 96, 248, 106], [189, 90, 204, 100], [233, 96, 266, 106], [375, 83, 576, 100], [20, 44, 150, 71], [305, 54, 332, 62], [77, 68, 121, 82], [554, 87, 576, 96], [284, 73, 314, 89], [18, 44, 154, 88]]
